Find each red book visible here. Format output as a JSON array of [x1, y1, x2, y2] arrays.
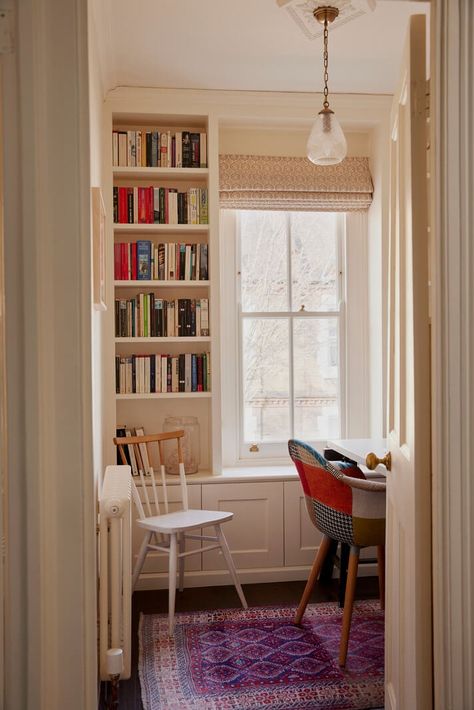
[[120, 243, 128, 280], [114, 243, 121, 279], [131, 242, 137, 280], [118, 187, 127, 223], [138, 187, 146, 224], [147, 186, 153, 224]]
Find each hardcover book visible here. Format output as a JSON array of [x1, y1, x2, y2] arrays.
[[137, 240, 151, 280]]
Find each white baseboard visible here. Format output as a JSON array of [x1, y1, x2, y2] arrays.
[[135, 563, 379, 591]]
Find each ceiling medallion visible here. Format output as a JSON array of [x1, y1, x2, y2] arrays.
[[276, 0, 376, 40]]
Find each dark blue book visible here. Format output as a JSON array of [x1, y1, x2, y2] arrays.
[[137, 240, 151, 280], [150, 355, 155, 393], [191, 354, 197, 392]]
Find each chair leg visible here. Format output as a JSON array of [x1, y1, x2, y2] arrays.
[[132, 530, 152, 590], [377, 544, 385, 610], [168, 533, 178, 635], [338, 543, 350, 608], [294, 534, 332, 625], [178, 533, 185, 592], [339, 546, 360, 667], [214, 525, 248, 609]]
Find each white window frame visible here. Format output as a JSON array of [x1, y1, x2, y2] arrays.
[[219, 209, 369, 467]]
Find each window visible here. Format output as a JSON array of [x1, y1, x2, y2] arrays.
[[236, 210, 344, 459]]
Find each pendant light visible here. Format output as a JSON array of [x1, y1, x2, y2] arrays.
[[307, 6, 347, 166]]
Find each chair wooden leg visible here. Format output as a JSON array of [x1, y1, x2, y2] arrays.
[[377, 544, 385, 610], [339, 546, 360, 667], [215, 525, 248, 609], [338, 542, 350, 608], [132, 530, 152, 590], [168, 533, 178, 635], [178, 533, 185, 592], [294, 534, 332, 625]]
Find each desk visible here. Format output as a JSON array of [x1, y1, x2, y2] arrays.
[[327, 438, 388, 477]]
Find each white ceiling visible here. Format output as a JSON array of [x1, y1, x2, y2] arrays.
[[103, 0, 429, 96]]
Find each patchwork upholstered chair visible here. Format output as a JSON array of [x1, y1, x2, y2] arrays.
[[288, 439, 386, 667]]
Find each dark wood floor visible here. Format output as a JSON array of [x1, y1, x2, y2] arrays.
[[100, 576, 380, 709]]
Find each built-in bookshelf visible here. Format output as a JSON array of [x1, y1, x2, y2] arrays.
[[109, 110, 216, 473]]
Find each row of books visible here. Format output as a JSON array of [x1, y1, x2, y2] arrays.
[[113, 186, 208, 225], [114, 241, 208, 281], [112, 129, 207, 169], [115, 352, 211, 394], [115, 296, 209, 338], [115, 425, 150, 475]]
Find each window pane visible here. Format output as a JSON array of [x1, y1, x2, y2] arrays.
[[242, 318, 290, 442], [240, 211, 288, 312], [293, 318, 339, 440], [291, 212, 339, 312]]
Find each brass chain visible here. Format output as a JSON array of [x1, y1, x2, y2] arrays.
[[323, 16, 329, 108]]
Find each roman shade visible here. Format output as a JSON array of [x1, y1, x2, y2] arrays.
[[219, 154, 373, 211]]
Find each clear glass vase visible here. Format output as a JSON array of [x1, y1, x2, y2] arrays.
[[162, 415, 200, 475]]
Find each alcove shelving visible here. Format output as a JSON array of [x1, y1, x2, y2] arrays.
[[108, 110, 216, 474]]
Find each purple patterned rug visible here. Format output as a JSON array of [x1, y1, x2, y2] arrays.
[[139, 600, 384, 709]]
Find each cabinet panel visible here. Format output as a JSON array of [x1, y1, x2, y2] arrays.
[[132, 483, 201, 574], [284, 480, 323, 566], [202, 482, 283, 570]]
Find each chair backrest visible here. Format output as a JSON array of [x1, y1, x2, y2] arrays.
[[114, 430, 187, 519], [288, 438, 386, 548]]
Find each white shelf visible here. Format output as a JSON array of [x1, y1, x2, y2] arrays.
[[113, 166, 208, 180], [115, 280, 209, 288], [116, 392, 212, 400], [113, 223, 209, 233], [115, 337, 211, 343]]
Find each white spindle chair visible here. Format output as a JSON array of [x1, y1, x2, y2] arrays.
[[114, 430, 247, 634]]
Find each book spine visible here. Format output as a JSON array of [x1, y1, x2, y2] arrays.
[[136, 240, 151, 280], [151, 131, 159, 167], [199, 132, 207, 168], [190, 133, 200, 168], [200, 298, 209, 336], [112, 132, 119, 166], [182, 131, 191, 168], [118, 132, 127, 166], [175, 131, 182, 168]]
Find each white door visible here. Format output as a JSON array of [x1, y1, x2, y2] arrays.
[[384, 14, 432, 710]]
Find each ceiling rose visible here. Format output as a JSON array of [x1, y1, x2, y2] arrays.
[[276, 0, 376, 39]]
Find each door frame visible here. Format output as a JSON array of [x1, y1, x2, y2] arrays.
[[0, 0, 472, 707], [430, 1, 474, 708], [1, 0, 96, 708]]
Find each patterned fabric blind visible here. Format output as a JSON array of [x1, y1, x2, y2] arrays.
[[219, 154, 373, 211]]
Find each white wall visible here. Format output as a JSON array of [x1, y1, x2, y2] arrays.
[[219, 126, 370, 157]]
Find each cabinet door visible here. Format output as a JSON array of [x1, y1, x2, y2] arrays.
[[132, 483, 202, 574], [202, 482, 283, 570], [284, 480, 323, 566]]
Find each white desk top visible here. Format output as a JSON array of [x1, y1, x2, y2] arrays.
[[327, 438, 388, 477]]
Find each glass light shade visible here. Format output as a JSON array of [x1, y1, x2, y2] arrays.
[[307, 109, 347, 166]]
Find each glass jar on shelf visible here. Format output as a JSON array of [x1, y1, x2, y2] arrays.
[[162, 415, 200, 475]]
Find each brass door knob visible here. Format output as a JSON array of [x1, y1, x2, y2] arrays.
[[365, 451, 392, 471]]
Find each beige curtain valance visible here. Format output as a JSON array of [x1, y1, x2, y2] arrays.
[[219, 154, 373, 211]]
